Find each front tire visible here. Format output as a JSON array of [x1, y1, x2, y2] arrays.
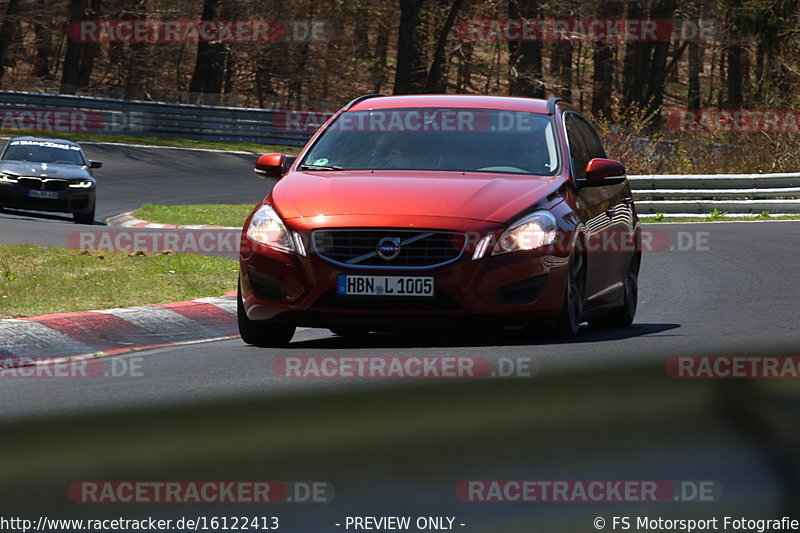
[[553, 252, 586, 338], [73, 209, 95, 225], [237, 282, 296, 347]]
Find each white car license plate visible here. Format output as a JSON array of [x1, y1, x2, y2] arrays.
[[28, 190, 59, 199], [337, 275, 434, 297]]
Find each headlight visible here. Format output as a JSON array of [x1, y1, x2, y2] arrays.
[[69, 180, 93, 188], [492, 210, 558, 255], [246, 204, 299, 254], [0, 174, 18, 183]]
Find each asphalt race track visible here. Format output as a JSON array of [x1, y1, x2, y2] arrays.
[[1, 143, 799, 532], [0, 143, 798, 421]]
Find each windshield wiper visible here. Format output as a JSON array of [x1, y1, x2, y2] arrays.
[[298, 163, 343, 171]]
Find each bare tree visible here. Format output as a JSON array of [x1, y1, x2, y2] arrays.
[[425, 0, 467, 92], [507, 0, 545, 97], [0, 0, 23, 87], [393, 0, 426, 94], [188, 0, 231, 104], [60, 0, 101, 94]]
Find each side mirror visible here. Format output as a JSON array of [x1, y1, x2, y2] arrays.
[[88, 160, 102, 169], [579, 158, 626, 186], [255, 153, 288, 178]]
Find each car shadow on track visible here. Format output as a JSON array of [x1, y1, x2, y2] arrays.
[[288, 323, 682, 349], [0, 208, 102, 225]]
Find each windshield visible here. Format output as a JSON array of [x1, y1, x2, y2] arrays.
[[2, 140, 86, 166], [301, 108, 559, 175]]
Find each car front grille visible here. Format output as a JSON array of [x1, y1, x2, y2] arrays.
[[17, 177, 70, 191], [313, 229, 466, 269]]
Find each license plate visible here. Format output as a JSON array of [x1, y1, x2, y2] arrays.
[[337, 275, 434, 297], [28, 190, 59, 199]]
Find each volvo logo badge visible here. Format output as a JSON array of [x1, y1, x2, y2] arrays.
[[376, 237, 402, 261]]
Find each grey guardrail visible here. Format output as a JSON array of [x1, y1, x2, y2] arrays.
[[630, 173, 800, 215], [0, 90, 316, 146]]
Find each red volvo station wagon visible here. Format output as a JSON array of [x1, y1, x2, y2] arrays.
[[238, 94, 641, 346]]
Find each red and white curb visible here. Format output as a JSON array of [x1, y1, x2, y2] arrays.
[[105, 211, 238, 230], [0, 294, 239, 369]]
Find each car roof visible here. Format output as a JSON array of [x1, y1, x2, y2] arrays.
[[347, 94, 551, 114], [7, 136, 81, 147]]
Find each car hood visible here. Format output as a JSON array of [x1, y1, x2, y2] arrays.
[[0, 160, 92, 180], [272, 170, 564, 224]]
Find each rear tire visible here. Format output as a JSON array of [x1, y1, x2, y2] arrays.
[[590, 252, 640, 329], [237, 281, 295, 347], [553, 252, 585, 338]]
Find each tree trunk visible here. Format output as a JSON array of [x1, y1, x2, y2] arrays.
[[591, 0, 623, 115], [123, 0, 147, 100], [0, 0, 23, 87], [507, 0, 544, 98], [425, 0, 466, 93], [393, 0, 425, 94], [725, 42, 743, 108], [372, 23, 391, 93], [59, 0, 101, 94], [456, 40, 474, 92], [687, 43, 703, 109], [643, 0, 677, 127], [188, 0, 230, 105], [591, 42, 613, 116], [552, 41, 573, 101], [621, 1, 651, 109], [60, 0, 89, 94], [33, 17, 55, 78]]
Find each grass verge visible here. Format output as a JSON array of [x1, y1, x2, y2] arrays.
[[0, 244, 237, 318], [131, 203, 254, 227], [133, 203, 800, 228], [1, 130, 303, 155]]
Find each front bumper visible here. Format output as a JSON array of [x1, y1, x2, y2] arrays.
[[240, 231, 572, 329], [0, 183, 95, 214]]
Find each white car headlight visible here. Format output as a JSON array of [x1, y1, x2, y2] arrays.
[[69, 180, 93, 188], [492, 210, 558, 255], [246, 204, 298, 254], [0, 174, 18, 183]]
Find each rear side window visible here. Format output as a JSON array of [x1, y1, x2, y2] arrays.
[[565, 114, 590, 179], [573, 115, 606, 160]]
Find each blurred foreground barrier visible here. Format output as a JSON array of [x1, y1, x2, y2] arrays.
[[0, 364, 797, 532]]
